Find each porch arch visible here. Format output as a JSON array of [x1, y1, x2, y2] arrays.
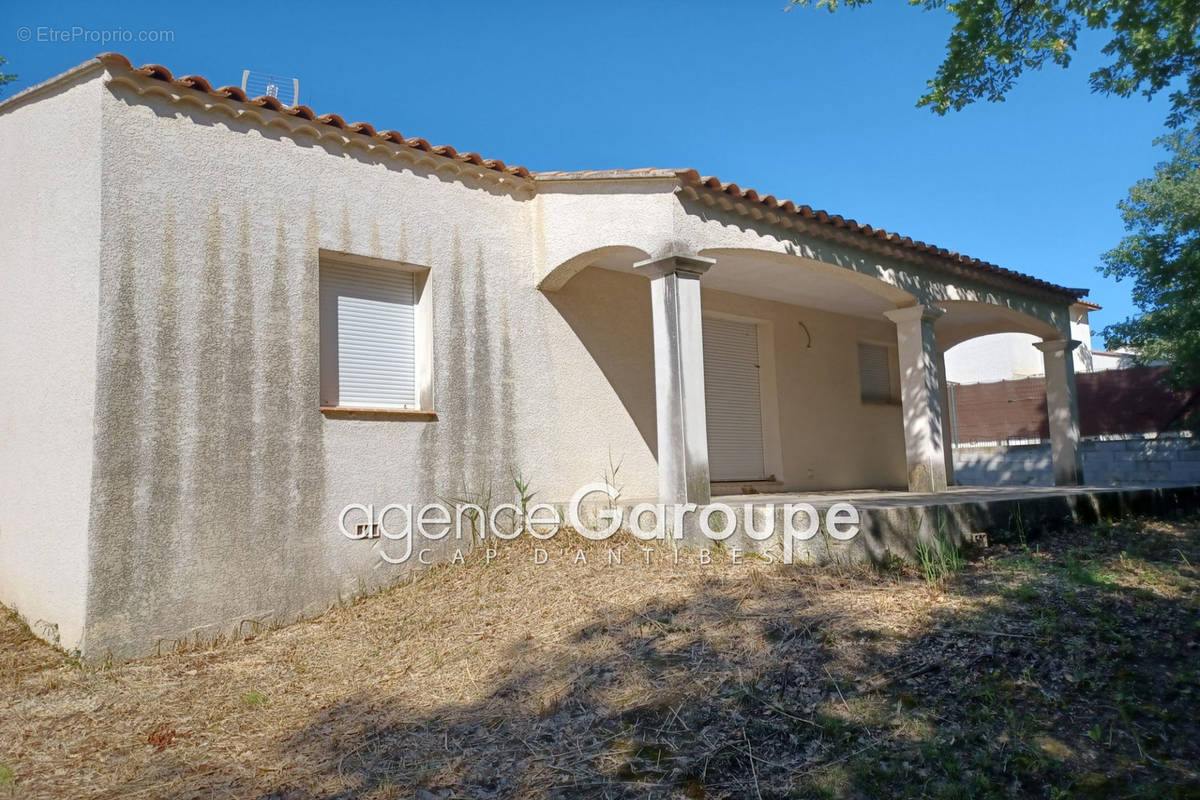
[[939, 302, 1084, 487], [537, 244, 652, 292], [936, 299, 1063, 350]]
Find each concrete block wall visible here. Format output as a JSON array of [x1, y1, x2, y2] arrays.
[[954, 434, 1200, 487]]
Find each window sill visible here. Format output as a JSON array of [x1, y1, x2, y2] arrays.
[[319, 406, 438, 421]]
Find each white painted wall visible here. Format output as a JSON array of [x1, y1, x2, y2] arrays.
[[1092, 349, 1137, 372], [0, 67, 103, 651], [944, 331, 1047, 383]]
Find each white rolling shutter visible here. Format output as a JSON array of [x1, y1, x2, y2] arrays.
[[858, 343, 892, 403], [321, 261, 416, 408], [703, 317, 766, 482]]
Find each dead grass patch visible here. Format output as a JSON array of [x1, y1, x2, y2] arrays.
[[1, 520, 1197, 798]]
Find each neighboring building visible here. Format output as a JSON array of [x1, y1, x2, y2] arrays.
[[944, 301, 1135, 384], [0, 54, 1092, 658], [1091, 348, 1139, 371]]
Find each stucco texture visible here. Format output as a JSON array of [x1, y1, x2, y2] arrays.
[[0, 71, 102, 652]]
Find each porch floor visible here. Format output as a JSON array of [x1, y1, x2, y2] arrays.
[[709, 482, 1200, 510], [690, 482, 1200, 564]]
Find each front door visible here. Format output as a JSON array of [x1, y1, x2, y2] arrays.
[[702, 316, 766, 482]]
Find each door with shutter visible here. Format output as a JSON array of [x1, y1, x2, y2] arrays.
[[320, 261, 416, 409], [703, 316, 767, 481]]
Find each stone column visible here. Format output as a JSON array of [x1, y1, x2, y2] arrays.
[[1034, 339, 1084, 485], [936, 349, 956, 486], [883, 305, 948, 493], [634, 253, 716, 505]]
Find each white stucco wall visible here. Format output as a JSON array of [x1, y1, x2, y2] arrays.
[[1069, 305, 1094, 372], [0, 68, 103, 651]]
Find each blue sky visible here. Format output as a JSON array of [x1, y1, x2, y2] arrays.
[[1, 0, 1175, 342]]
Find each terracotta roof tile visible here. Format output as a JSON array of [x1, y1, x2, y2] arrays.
[[213, 85, 248, 102], [89, 53, 1085, 299], [674, 169, 1086, 300], [285, 105, 317, 121], [174, 75, 212, 92], [534, 167, 1085, 299], [95, 52, 532, 180]]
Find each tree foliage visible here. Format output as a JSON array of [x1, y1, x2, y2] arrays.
[[790, 0, 1200, 127], [1100, 128, 1200, 388], [792, 1, 1200, 390], [0, 57, 15, 95]]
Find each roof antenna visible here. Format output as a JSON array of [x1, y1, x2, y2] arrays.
[[240, 69, 300, 106]]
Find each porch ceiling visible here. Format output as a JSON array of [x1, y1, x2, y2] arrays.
[[588, 249, 910, 320]]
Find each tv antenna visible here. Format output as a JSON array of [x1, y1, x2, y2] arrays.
[[240, 70, 300, 106]]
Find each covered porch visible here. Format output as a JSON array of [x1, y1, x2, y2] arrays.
[[542, 252, 1085, 507], [534, 168, 1087, 507]]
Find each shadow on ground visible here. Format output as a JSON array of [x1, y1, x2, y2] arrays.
[[86, 517, 1200, 800]]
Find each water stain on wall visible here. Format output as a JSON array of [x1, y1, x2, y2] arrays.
[[259, 221, 295, 540], [85, 197, 329, 657], [146, 207, 182, 611], [286, 206, 327, 596], [432, 233, 472, 506], [84, 184, 549, 654], [468, 241, 497, 484], [84, 225, 144, 649]]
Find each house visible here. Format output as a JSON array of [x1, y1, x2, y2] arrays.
[[944, 301, 1136, 385], [0, 54, 1091, 659]]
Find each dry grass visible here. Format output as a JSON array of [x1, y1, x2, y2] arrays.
[[1, 520, 1198, 799]]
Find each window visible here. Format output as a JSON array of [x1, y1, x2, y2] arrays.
[[319, 254, 430, 414], [858, 342, 895, 404]]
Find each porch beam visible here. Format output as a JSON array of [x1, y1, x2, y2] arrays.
[[884, 304, 949, 493], [1034, 339, 1084, 485], [634, 252, 716, 505]]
